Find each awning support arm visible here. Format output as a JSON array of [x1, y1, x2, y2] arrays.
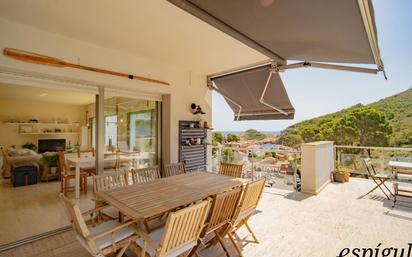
[[275, 62, 379, 74], [259, 71, 289, 116], [211, 84, 243, 121], [357, 0, 385, 73]]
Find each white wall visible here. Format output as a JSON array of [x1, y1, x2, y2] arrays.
[[0, 99, 85, 149], [0, 18, 212, 163]]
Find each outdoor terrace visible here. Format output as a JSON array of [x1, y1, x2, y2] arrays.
[[2, 177, 411, 257]]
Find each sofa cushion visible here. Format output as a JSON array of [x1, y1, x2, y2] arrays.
[[8, 148, 37, 157]]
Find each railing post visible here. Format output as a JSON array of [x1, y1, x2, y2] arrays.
[[250, 149, 255, 181]]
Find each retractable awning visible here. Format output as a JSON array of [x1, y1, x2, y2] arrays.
[[168, 0, 385, 120], [211, 64, 294, 121], [167, 0, 384, 71]]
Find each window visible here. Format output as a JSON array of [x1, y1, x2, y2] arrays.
[[105, 115, 117, 147]]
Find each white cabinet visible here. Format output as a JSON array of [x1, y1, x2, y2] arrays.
[[301, 141, 334, 195]]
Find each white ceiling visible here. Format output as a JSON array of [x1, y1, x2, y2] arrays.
[[0, 0, 267, 74], [0, 83, 95, 105]]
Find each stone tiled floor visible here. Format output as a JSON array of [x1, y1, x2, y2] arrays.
[[1, 178, 411, 257]]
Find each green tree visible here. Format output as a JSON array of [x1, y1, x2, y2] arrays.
[[226, 133, 240, 142], [351, 108, 392, 146], [332, 115, 358, 145], [281, 133, 303, 147], [243, 129, 266, 141], [299, 125, 323, 142], [222, 148, 235, 162], [212, 132, 224, 146]]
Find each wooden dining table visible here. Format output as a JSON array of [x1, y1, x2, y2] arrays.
[[95, 172, 244, 222]]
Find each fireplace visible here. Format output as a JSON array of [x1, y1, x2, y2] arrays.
[[38, 139, 66, 153]]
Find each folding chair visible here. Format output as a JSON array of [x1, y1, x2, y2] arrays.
[[219, 162, 243, 178], [130, 166, 161, 184], [163, 162, 186, 177], [60, 194, 137, 257], [226, 178, 266, 257], [93, 171, 129, 220], [189, 187, 243, 257], [363, 158, 393, 199], [132, 200, 210, 257]]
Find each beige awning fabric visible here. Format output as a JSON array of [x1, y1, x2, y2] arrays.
[[167, 0, 384, 70], [168, 0, 385, 120], [212, 64, 294, 121]]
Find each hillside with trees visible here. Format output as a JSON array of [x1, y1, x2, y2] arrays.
[[279, 88, 412, 148]]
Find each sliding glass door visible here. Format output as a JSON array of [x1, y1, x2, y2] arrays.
[[128, 109, 157, 166], [90, 97, 160, 167]]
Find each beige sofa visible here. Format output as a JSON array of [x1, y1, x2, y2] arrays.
[[2, 148, 42, 178]]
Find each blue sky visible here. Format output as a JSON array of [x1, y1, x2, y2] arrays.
[[212, 0, 412, 132]]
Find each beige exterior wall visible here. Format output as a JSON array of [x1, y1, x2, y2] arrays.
[[0, 99, 85, 149], [0, 18, 212, 163]]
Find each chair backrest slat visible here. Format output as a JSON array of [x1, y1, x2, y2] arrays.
[[234, 178, 265, 221], [131, 166, 161, 184], [163, 162, 186, 177], [59, 194, 90, 237], [93, 171, 128, 193], [207, 187, 243, 232], [58, 151, 70, 176], [159, 200, 210, 256], [363, 158, 376, 176], [219, 163, 243, 178]]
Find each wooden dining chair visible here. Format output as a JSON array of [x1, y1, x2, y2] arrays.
[[219, 162, 243, 178], [363, 158, 393, 199], [163, 162, 186, 177], [60, 193, 137, 257], [77, 148, 98, 175], [189, 187, 243, 257], [115, 150, 138, 171], [59, 151, 88, 196], [132, 199, 210, 257], [226, 178, 266, 257], [93, 171, 128, 193], [93, 171, 128, 220], [131, 166, 161, 184]]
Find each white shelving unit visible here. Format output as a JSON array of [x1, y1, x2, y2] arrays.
[[19, 132, 80, 135], [3, 121, 81, 135], [4, 122, 78, 125]]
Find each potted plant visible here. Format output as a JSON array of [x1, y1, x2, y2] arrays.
[[343, 169, 351, 182], [22, 142, 37, 152], [40, 153, 59, 174], [332, 166, 347, 183]]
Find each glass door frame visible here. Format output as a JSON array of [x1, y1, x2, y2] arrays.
[[94, 92, 162, 172]]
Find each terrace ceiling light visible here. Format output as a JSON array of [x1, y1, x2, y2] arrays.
[[168, 0, 386, 121]]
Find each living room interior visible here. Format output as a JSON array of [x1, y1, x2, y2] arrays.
[[0, 82, 161, 246]]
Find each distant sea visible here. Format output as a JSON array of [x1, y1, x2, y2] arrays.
[[218, 131, 281, 136]]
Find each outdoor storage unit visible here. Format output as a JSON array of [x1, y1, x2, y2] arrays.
[[301, 141, 334, 195], [178, 120, 208, 171], [11, 165, 39, 187]]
